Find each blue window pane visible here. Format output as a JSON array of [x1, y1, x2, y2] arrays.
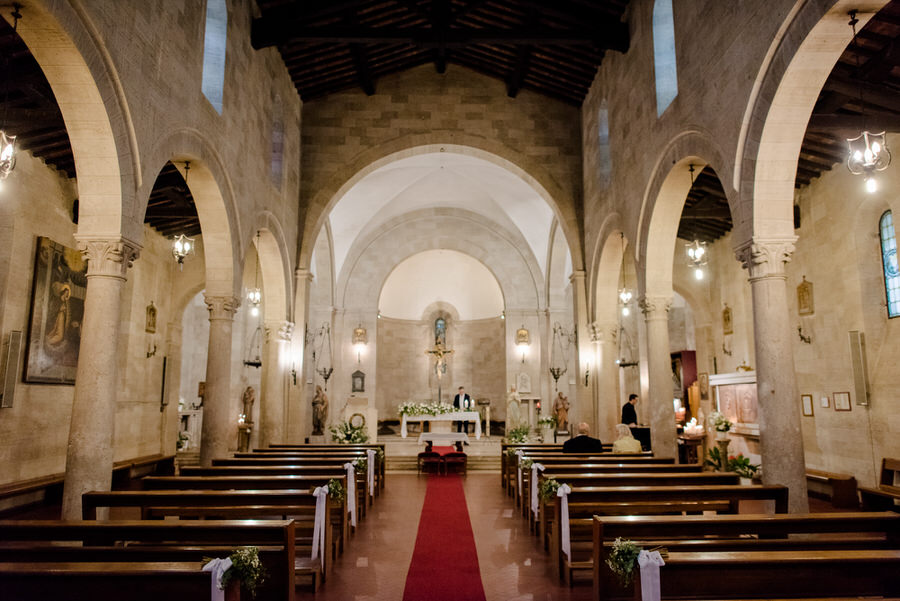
[[880, 211, 900, 318], [202, 0, 227, 113], [652, 0, 678, 117]]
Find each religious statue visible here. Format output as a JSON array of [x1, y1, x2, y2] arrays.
[[506, 386, 522, 428], [425, 339, 453, 402], [241, 386, 256, 423], [312, 385, 328, 435], [553, 391, 570, 431]]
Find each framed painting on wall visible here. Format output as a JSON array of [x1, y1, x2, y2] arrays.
[[801, 394, 814, 417], [833, 391, 852, 412], [24, 237, 88, 384]]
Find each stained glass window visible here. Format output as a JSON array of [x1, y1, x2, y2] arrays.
[[879, 210, 900, 318]]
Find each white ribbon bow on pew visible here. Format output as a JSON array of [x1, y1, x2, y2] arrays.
[[344, 462, 358, 527], [515, 450, 525, 494], [531, 463, 546, 517], [366, 449, 376, 497], [638, 549, 665, 601], [202, 556, 233, 601], [311, 485, 328, 569], [557, 483, 572, 560]]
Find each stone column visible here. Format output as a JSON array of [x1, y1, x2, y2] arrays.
[[199, 295, 239, 466], [61, 237, 140, 520], [569, 270, 593, 430], [260, 320, 293, 447], [736, 238, 808, 513], [640, 295, 677, 459], [289, 268, 314, 442], [160, 322, 184, 454], [593, 320, 620, 440]]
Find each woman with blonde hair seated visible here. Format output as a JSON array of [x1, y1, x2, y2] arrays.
[[612, 423, 643, 453]]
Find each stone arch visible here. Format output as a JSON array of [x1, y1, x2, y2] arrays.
[[300, 139, 582, 272], [591, 215, 629, 327], [140, 129, 242, 298], [637, 130, 735, 297], [250, 212, 293, 323], [545, 219, 572, 311], [736, 0, 889, 243], [337, 207, 542, 311], [11, 0, 140, 240]]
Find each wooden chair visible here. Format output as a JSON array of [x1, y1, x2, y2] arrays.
[[417, 451, 442, 474], [443, 452, 467, 475]]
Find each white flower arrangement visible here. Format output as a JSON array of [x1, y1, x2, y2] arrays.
[[708, 411, 733, 433], [398, 401, 456, 417]]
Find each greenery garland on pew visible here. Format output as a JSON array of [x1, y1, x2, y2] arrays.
[[204, 546, 267, 599], [538, 477, 560, 502], [352, 456, 367, 473], [605, 538, 669, 587], [326, 478, 345, 502]]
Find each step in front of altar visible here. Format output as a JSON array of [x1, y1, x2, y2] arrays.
[[386, 455, 500, 472]]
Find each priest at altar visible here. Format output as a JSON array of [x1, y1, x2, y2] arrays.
[[453, 386, 472, 433]]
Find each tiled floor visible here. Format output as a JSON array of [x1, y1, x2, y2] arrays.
[[314, 472, 590, 601]]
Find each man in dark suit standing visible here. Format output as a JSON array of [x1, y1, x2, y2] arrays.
[[621, 394, 639, 426], [453, 386, 471, 433], [562, 422, 604, 453]]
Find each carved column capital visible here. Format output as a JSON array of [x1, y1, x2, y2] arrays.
[[75, 236, 141, 279], [734, 237, 796, 281], [568, 269, 586, 286], [265, 320, 294, 342], [203, 294, 240, 321], [295, 268, 314, 284], [590, 321, 618, 344], [639, 295, 672, 319]]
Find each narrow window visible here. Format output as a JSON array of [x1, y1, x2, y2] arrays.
[[652, 0, 678, 117], [201, 0, 228, 113], [271, 95, 284, 187], [879, 210, 900, 317], [597, 100, 612, 187]]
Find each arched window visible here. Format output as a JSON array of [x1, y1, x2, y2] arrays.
[[201, 0, 228, 113], [652, 0, 678, 117], [879, 210, 900, 318]]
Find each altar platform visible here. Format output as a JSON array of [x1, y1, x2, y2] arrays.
[[379, 433, 502, 472]]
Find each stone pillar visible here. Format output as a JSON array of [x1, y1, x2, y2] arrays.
[[593, 320, 619, 440], [289, 268, 314, 442], [640, 295, 677, 459], [694, 321, 714, 418], [199, 295, 239, 466], [161, 322, 184, 454], [61, 237, 140, 520], [736, 239, 808, 513], [569, 271, 594, 430], [260, 320, 293, 447]]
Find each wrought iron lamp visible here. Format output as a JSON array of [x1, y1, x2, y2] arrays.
[[247, 231, 262, 316], [846, 10, 891, 193], [352, 323, 367, 363], [617, 233, 632, 315], [172, 233, 195, 269], [686, 238, 708, 280], [314, 323, 333, 389], [0, 5, 22, 186]]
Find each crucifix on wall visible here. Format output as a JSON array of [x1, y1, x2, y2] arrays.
[[425, 339, 453, 403]]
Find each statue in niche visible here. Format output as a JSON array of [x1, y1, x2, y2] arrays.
[[553, 391, 570, 431], [145, 301, 157, 333], [312, 385, 328, 435], [241, 386, 256, 423], [506, 386, 522, 428], [722, 303, 733, 335]]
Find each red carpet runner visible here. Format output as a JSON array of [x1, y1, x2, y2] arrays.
[[402, 474, 487, 601]]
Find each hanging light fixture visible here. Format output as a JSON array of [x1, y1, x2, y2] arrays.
[[352, 323, 367, 363], [314, 323, 334, 390], [515, 325, 530, 363], [845, 10, 891, 193], [247, 231, 262, 316], [549, 322, 571, 391], [617, 233, 632, 316], [684, 165, 709, 280], [0, 5, 23, 186], [171, 162, 195, 269]]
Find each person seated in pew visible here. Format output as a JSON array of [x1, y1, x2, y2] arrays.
[[562, 422, 604, 453], [611, 423, 643, 453]]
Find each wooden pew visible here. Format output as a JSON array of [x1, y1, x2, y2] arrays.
[[592, 512, 900, 600], [81, 489, 334, 578], [860, 458, 900, 511], [0, 561, 241, 601], [532, 472, 740, 544], [0, 519, 299, 599], [806, 467, 858, 508], [550, 483, 790, 584], [219, 452, 383, 494], [502, 447, 654, 495], [141, 474, 352, 553]]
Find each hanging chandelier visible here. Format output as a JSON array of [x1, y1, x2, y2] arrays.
[[548, 322, 571, 391], [247, 231, 262, 316], [686, 239, 708, 280], [617, 233, 632, 316], [845, 11, 891, 193], [0, 5, 23, 185], [172, 233, 195, 269]]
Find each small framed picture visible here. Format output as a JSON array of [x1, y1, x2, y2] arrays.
[[833, 391, 852, 412], [820, 396, 830, 408], [801, 394, 814, 417]]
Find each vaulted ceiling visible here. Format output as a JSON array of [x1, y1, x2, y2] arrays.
[[252, 0, 630, 105]]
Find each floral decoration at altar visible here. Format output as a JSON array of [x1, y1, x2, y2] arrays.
[[398, 401, 456, 417]]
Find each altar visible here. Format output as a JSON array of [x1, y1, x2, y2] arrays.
[[401, 411, 482, 439]]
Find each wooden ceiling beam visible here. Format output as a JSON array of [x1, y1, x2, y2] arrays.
[[808, 112, 900, 134], [823, 74, 900, 114]]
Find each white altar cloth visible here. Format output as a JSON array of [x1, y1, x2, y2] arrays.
[[401, 411, 482, 439], [417, 432, 470, 445]]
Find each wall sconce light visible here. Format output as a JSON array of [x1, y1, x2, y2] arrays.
[[516, 325, 530, 363], [352, 323, 367, 363]]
